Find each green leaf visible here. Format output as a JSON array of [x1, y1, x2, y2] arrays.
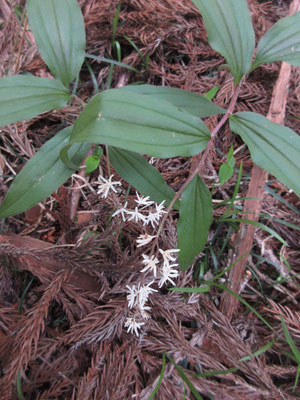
[[177, 175, 213, 271], [147, 354, 166, 400], [119, 84, 226, 117], [170, 286, 211, 293], [191, 0, 255, 84], [219, 145, 235, 185], [204, 85, 219, 101], [166, 355, 204, 400], [229, 112, 300, 197], [27, 0, 86, 87], [16, 371, 26, 400], [0, 75, 71, 127], [85, 54, 141, 75], [219, 162, 234, 185], [251, 11, 300, 71], [211, 282, 276, 333], [85, 154, 102, 174], [69, 89, 211, 158], [109, 147, 179, 209], [281, 316, 300, 391], [219, 218, 287, 245], [0, 127, 89, 218], [280, 316, 300, 364]]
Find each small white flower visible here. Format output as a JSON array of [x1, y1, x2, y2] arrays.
[[158, 263, 179, 288], [144, 211, 160, 227], [140, 254, 159, 276], [136, 233, 157, 248], [112, 202, 128, 220], [96, 175, 121, 198], [138, 281, 157, 306], [159, 248, 180, 264], [138, 304, 151, 319], [126, 284, 139, 308], [124, 316, 145, 336], [127, 207, 148, 223], [135, 192, 154, 207], [155, 200, 167, 217]]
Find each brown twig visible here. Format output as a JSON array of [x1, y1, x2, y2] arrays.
[[69, 149, 94, 221], [220, 0, 300, 320]]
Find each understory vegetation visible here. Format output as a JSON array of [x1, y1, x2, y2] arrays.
[[0, 0, 299, 399]]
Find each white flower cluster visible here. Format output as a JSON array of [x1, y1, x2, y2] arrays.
[[94, 179, 180, 337], [112, 193, 167, 227], [125, 237, 180, 337], [95, 175, 166, 228]]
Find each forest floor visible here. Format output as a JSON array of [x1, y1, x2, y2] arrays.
[[0, 0, 299, 399]]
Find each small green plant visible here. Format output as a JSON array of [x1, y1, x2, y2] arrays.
[[0, 0, 299, 276]]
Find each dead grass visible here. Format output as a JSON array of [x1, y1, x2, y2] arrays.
[[0, 0, 299, 399]]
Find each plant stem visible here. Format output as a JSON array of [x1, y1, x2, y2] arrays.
[[156, 84, 240, 237], [72, 94, 86, 108]]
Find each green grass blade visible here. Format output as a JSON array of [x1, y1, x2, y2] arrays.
[[265, 185, 300, 216], [281, 316, 300, 391], [170, 286, 211, 293], [16, 371, 26, 400], [219, 218, 287, 246], [85, 53, 141, 74], [124, 34, 147, 65], [112, 3, 121, 43], [147, 353, 166, 400], [194, 339, 275, 378], [166, 354, 204, 400], [85, 60, 99, 93], [211, 282, 276, 333], [239, 338, 275, 362], [280, 317, 300, 363]]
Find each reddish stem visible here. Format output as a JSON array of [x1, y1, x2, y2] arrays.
[[156, 84, 240, 238]]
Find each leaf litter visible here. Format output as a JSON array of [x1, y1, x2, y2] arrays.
[[0, 0, 299, 398]]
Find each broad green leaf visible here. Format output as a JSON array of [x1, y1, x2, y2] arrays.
[[229, 112, 300, 197], [177, 175, 213, 271], [219, 146, 235, 185], [251, 11, 300, 71], [191, 0, 255, 84], [0, 127, 89, 218], [27, 0, 86, 87], [0, 75, 71, 127], [69, 89, 211, 158], [109, 147, 179, 209], [119, 84, 226, 117], [219, 162, 234, 185], [85, 154, 102, 174]]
